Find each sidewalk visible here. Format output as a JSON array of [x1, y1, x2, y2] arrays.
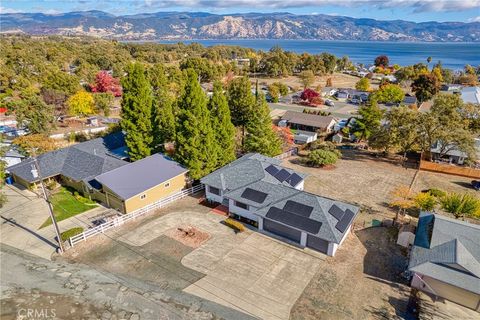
[[0, 184, 116, 260], [0, 184, 55, 259]]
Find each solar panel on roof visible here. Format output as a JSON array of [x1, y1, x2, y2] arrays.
[[335, 209, 355, 233], [266, 207, 322, 234], [274, 169, 291, 182], [328, 205, 345, 220], [283, 200, 313, 217], [241, 188, 268, 204], [285, 173, 303, 187], [265, 164, 280, 176]]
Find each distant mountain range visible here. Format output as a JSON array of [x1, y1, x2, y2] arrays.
[[1, 10, 479, 42]]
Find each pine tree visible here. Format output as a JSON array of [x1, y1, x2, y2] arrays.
[[175, 69, 217, 179], [244, 93, 282, 157], [121, 63, 153, 161], [227, 77, 256, 147], [209, 81, 236, 167], [149, 64, 176, 151]]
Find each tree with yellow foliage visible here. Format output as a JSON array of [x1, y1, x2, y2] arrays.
[[389, 185, 415, 221], [67, 91, 95, 116]]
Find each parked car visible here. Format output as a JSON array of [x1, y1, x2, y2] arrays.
[[471, 180, 480, 190], [325, 99, 335, 107]]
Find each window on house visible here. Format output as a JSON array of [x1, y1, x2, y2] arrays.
[[164, 182, 170, 188], [209, 186, 220, 195], [235, 201, 248, 210], [140, 194, 146, 199]]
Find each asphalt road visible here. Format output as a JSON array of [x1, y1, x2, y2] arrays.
[[268, 100, 359, 120]]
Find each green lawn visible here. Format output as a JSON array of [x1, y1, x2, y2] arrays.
[[40, 187, 97, 229]]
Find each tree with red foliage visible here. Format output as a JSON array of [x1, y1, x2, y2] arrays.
[[374, 55, 389, 68], [301, 88, 319, 102], [300, 88, 323, 106], [90, 71, 122, 97]]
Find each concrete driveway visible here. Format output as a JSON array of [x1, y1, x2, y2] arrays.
[[0, 184, 114, 260], [120, 210, 323, 320], [0, 184, 57, 259]]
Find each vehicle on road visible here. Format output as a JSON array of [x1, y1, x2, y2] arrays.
[[325, 99, 335, 107], [471, 180, 480, 190]]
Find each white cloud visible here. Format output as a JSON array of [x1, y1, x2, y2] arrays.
[[139, 0, 480, 12], [0, 6, 22, 14], [468, 16, 480, 22]]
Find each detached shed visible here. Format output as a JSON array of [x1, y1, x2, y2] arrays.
[[397, 224, 416, 247], [294, 130, 317, 144]]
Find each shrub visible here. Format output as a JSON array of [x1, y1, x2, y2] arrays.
[[441, 193, 480, 219], [428, 188, 446, 198], [60, 227, 84, 242], [308, 141, 341, 157], [224, 218, 245, 233], [414, 192, 437, 211], [305, 149, 339, 167], [46, 180, 59, 190]]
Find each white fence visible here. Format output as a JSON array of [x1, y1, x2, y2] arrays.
[[274, 147, 298, 160], [69, 184, 204, 247]]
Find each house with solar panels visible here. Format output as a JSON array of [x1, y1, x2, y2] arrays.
[[201, 153, 359, 256]]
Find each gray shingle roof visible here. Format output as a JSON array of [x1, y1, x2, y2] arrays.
[[202, 153, 359, 243], [8, 131, 127, 183], [200, 153, 305, 191], [409, 212, 480, 294], [95, 153, 187, 200], [255, 192, 359, 243], [281, 111, 336, 129]]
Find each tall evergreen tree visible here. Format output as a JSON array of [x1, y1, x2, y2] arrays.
[[121, 63, 153, 161], [227, 77, 256, 147], [149, 64, 176, 151], [244, 93, 282, 156], [209, 81, 236, 167], [175, 69, 217, 179]]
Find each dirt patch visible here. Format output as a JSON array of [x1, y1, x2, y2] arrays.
[[412, 170, 475, 195], [282, 150, 416, 217], [291, 227, 412, 320], [256, 73, 374, 91], [165, 226, 210, 248]]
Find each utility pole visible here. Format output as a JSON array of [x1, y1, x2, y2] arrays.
[[31, 154, 64, 253]]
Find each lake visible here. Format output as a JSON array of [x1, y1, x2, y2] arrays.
[[158, 39, 480, 70]]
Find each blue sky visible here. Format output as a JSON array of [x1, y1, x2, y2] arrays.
[[1, 1, 479, 23]]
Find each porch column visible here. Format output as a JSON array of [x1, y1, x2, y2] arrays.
[[258, 217, 264, 230], [300, 232, 307, 246]]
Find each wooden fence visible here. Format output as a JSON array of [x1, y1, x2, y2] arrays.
[[69, 184, 204, 247], [419, 159, 480, 179]]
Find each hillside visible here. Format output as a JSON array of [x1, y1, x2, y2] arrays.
[[1, 10, 479, 42]]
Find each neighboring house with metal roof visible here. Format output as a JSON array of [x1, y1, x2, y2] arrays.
[[95, 153, 188, 213], [281, 111, 337, 133], [460, 86, 480, 105], [201, 153, 360, 256], [430, 138, 480, 165], [409, 212, 480, 311]]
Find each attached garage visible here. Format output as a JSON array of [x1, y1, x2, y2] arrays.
[[263, 219, 301, 243], [306, 235, 329, 254]]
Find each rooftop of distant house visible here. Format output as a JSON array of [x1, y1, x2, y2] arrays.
[[409, 212, 480, 294]]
